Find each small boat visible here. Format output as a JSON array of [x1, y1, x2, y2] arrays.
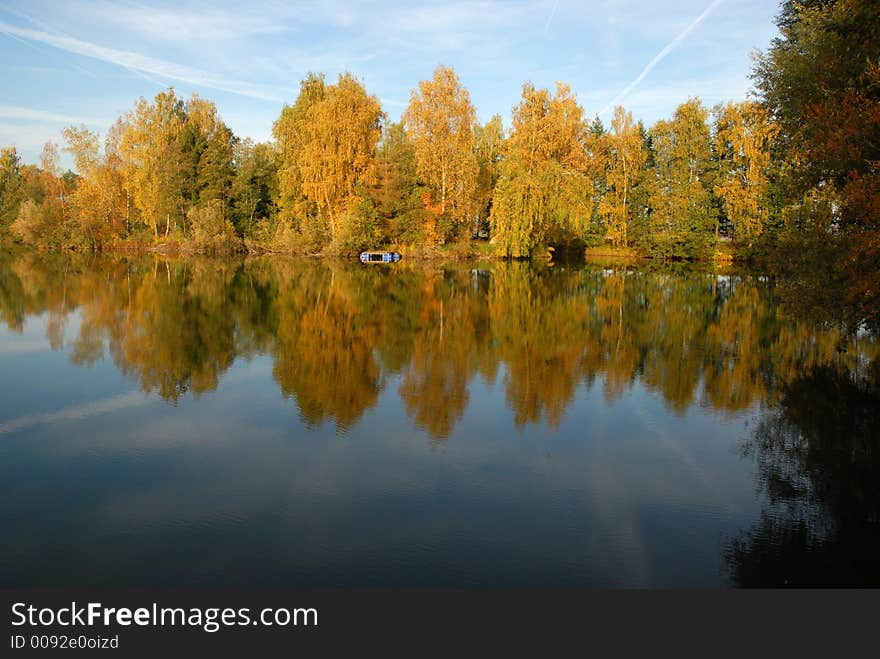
[[359, 251, 402, 263]]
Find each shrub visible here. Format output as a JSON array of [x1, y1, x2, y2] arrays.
[[11, 198, 66, 248], [186, 201, 241, 253], [331, 194, 381, 254]]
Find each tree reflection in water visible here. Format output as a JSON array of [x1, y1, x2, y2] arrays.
[[1, 249, 878, 585], [727, 362, 880, 586]]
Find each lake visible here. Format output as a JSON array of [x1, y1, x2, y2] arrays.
[[0, 249, 877, 587]]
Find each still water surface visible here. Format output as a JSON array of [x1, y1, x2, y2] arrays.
[[0, 250, 877, 587]]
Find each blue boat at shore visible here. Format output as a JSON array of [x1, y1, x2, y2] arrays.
[[359, 251, 402, 263]]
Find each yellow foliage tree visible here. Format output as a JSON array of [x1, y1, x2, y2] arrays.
[[272, 73, 326, 229], [117, 90, 186, 238], [403, 65, 479, 242], [713, 101, 778, 241], [62, 125, 127, 246], [490, 82, 589, 257], [598, 106, 646, 247], [298, 73, 383, 243]]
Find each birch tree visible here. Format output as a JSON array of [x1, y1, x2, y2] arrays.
[[598, 106, 647, 247], [403, 65, 479, 242]]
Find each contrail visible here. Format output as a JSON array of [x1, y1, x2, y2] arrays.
[[0, 19, 285, 102], [544, 0, 560, 35], [0, 390, 152, 436], [600, 0, 725, 115]]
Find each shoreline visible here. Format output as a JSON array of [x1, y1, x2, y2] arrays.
[[1, 239, 755, 267]]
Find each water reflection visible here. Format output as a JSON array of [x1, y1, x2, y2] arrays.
[[2, 251, 874, 434], [0, 249, 877, 586], [727, 363, 880, 586]]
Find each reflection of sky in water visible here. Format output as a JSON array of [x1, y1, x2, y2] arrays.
[[0, 322, 760, 587], [2, 256, 872, 587]]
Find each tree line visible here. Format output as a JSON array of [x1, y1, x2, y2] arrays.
[[0, 3, 876, 281], [0, 73, 777, 260]]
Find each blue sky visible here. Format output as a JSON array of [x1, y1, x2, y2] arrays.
[[0, 0, 781, 165]]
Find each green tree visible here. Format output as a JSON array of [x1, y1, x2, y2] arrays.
[[645, 98, 717, 258], [183, 95, 235, 209], [375, 121, 424, 244], [0, 147, 23, 230], [753, 0, 880, 328], [230, 139, 278, 237], [473, 115, 504, 235]]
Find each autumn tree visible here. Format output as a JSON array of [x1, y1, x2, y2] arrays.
[[490, 82, 589, 257], [403, 65, 479, 243], [1, 150, 49, 240], [298, 73, 383, 247], [61, 125, 127, 246], [187, 200, 238, 252], [10, 142, 72, 248], [117, 90, 187, 238], [272, 73, 326, 238], [753, 0, 880, 328], [623, 121, 655, 248], [272, 73, 382, 251], [712, 101, 777, 242], [116, 89, 235, 240], [754, 0, 880, 223], [39, 142, 67, 209], [598, 106, 647, 247]]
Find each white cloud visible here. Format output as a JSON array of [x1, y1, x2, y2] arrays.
[[74, 1, 288, 42], [0, 122, 63, 155], [0, 19, 286, 101], [0, 105, 107, 124]]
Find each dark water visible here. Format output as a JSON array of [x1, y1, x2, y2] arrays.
[[0, 250, 877, 587]]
